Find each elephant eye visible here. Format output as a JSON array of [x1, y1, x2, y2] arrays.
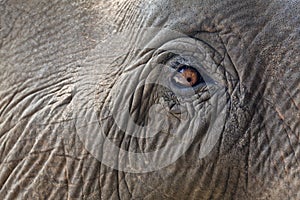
[[172, 65, 205, 88]]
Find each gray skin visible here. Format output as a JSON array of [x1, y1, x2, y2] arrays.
[[0, 0, 300, 199]]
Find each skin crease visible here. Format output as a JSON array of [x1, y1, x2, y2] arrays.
[[0, 0, 299, 199]]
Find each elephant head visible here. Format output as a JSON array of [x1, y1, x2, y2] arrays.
[[0, 0, 299, 199]]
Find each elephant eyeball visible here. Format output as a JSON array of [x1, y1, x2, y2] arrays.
[[172, 65, 204, 87]]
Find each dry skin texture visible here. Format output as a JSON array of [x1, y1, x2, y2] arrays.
[[0, 0, 300, 199]]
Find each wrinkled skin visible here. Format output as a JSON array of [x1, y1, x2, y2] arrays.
[[0, 0, 300, 199]]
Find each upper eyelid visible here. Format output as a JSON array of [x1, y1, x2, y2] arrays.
[[167, 55, 205, 74], [152, 40, 227, 86], [167, 53, 226, 85]]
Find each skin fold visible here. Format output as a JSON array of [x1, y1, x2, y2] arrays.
[[0, 0, 299, 199]]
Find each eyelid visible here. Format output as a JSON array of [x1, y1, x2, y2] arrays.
[[152, 37, 225, 89], [167, 55, 216, 84]]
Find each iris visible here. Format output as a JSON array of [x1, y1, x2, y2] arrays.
[[172, 65, 205, 87]]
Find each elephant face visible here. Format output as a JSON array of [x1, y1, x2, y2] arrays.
[[0, 0, 299, 199]]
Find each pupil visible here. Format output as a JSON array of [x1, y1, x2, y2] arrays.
[[187, 77, 192, 82]]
